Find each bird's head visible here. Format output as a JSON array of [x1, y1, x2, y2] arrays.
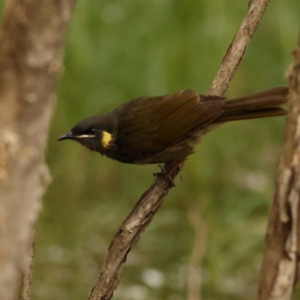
[[58, 116, 114, 153]]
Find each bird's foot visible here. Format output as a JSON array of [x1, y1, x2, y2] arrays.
[[153, 162, 184, 187]]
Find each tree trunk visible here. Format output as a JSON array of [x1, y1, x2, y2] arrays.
[[0, 1, 76, 299]]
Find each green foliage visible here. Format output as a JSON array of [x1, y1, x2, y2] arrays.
[[1, 0, 299, 299]]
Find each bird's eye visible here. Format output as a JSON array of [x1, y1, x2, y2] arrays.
[[85, 128, 96, 134]]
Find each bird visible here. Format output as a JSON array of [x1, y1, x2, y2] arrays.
[[58, 87, 289, 173]]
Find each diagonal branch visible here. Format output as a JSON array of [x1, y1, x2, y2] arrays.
[[209, 0, 271, 95], [88, 1, 271, 299]]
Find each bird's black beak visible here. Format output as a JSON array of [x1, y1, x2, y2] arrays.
[[57, 132, 74, 141]]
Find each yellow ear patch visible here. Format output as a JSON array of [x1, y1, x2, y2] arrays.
[[101, 131, 112, 148]]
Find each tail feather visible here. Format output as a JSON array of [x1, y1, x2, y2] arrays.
[[215, 86, 289, 122], [224, 86, 288, 110], [217, 107, 287, 123]]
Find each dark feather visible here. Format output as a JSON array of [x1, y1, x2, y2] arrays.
[[59, 86, 289, 165], [113, 90, 224, 162]]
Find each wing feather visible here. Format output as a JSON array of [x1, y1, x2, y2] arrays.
[[114, 90, 224, 160]]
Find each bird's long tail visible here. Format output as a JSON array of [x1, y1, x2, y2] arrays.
[[216, 86, 289, 123]]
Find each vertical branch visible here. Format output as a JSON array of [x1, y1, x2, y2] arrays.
[[19, 237, 35, 300], [258, 38, 300, 299], [187, 204, 208, 300], [0, 1, 76, 300]]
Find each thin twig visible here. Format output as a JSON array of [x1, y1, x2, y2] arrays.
[[258, 36, 300, 300], [88, 1, 271, 299], [209, 0, 271, 95]]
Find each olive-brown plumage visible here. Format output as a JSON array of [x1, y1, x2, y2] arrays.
[[58, 87, 289, 165]]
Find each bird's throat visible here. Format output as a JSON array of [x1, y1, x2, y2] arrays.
[[101, 131, 112, 148]]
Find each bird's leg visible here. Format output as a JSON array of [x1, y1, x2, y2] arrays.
[[157, 164, 165, 173], [154, 161, 184, 187]]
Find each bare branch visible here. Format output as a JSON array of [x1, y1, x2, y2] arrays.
[[209, 0, 271, 95], [88, 1, 271, 299], [0, 1, 76, 300], [258, 36, 300, 300]]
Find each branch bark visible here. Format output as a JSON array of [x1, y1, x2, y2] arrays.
[[0, 1, 76, 300], [208, 0, 270, 95], [258, 37, 300, 300], [89, 1, 271, 299]]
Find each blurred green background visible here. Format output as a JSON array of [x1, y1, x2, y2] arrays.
[[2, 0, 300, 299]]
